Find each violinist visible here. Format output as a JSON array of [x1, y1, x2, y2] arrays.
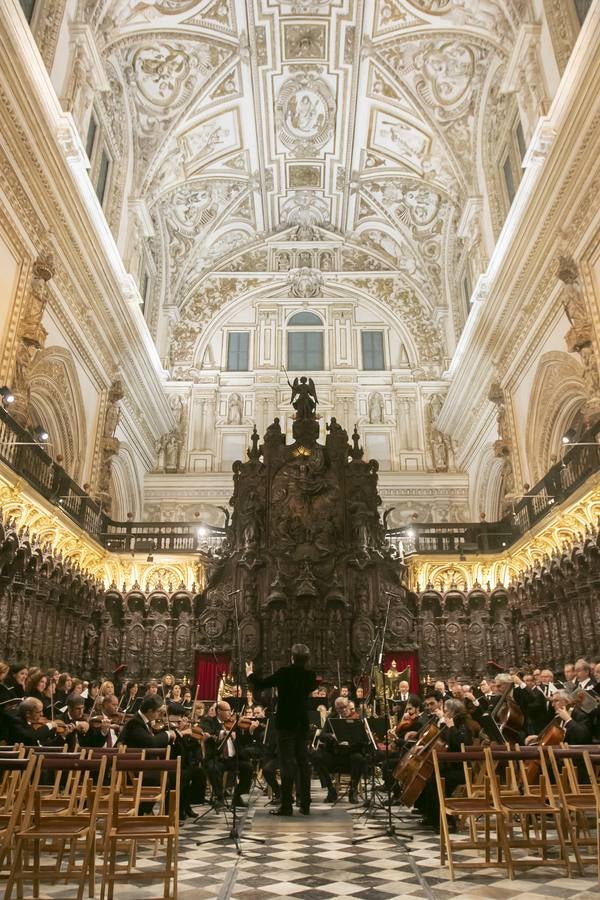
[[11, 697, 63, 746], [81, 693, 123, 748], [59, 694, 91, 751], [201, 700, 253, 810]]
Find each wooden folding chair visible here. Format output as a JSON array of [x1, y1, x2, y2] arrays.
[[582, 750, 600, 882], [100, 757, 180, 900], [546, 747, 600, 876], [4, 755, 107, 900], [0, 755, 42, 875], [485, 746, 571, 877], [433, 749, 511, 880]]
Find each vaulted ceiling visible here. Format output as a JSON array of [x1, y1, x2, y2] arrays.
[[89, 0, 525, 340]]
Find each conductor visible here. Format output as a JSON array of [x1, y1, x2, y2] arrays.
[[246, 644, 317, 816]]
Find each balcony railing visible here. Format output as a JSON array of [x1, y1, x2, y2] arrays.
[[1, 404, 599, 557]]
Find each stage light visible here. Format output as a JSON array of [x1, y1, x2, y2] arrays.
[[33, 426, 49, 442], [197, 526, 208, 538], [562, 428, 576, 444], [406, 528, 415, 539]]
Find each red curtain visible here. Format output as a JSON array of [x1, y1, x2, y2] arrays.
[[383, 651, 420, 694], [194, 652, 230, 702]]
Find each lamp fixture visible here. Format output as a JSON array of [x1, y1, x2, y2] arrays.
[[0, 386, 15, 405], [32, 426, 49, 442]]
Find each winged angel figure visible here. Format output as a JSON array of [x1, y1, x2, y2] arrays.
[[288, 375, 318, 419]]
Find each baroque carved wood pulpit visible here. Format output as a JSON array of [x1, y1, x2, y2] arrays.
[[195, 379, 413, 683]]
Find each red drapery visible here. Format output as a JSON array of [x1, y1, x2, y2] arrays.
[[383, 651, 420, 695], [194, 652, 230, 702]]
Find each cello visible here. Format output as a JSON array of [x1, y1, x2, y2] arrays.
[[480, 680, 524, 744], [393, 716, 447, 806]]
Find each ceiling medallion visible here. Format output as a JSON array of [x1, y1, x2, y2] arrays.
[[276, 69, 336, 156], [288, 267, 324, 298]]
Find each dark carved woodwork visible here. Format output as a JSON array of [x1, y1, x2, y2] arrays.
[[196, 399, 409, 683], [3, 481, 600, 683]]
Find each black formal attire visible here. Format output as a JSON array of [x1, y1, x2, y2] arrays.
[[521, 686, 554, 737], [309, 716, 367, 801], [248, 664, 317, 813], [11, 718, 63, 747], [0, 683, 21, 743], [119, 712, 171, 750], [118, 712, 178, 815], [247, 718, 280, 800], [201, 715, 252, 806]]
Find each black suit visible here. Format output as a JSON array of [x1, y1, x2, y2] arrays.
[[248, 664, 317, 812], [118, 713, 171, 749]]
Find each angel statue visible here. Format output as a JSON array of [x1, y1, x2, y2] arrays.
[[286, 374, 318, 419]]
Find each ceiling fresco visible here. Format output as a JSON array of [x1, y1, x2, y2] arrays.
[[85, 0, 528, 345]]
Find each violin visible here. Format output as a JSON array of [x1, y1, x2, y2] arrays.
[[29, 716, 67, 734], [88, 715, 124, 731]]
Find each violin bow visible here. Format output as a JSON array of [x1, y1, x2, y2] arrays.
[[190, 683, 200, 723]]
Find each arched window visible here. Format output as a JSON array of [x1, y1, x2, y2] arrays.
[[287, 312, 324, 371]]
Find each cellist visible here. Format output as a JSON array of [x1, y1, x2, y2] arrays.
[[524, 689, 593, 745], [412, 699, 473, 831]]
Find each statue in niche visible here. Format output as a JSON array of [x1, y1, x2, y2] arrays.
[[276, 252, 291, 272], [320, 252, 333, 271], [227, 393, 243, 425], [164, 431, 182, 471], [104, 381, 124, 439], [368, 392, 384, 424], [298, 251, 312, 268], [430, 428, 449, 472]]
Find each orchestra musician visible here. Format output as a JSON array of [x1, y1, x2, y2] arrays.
[[309, 696, 366, 804], [11, 697, 63, 746], [246, 643, 317, 817], [200, 700, 253, 810], [412, 699, 473, 831], [80, 693, 123, 749], [59, 693, 91, 751]]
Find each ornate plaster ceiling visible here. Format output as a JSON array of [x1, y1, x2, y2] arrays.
[[88, 0, 526, 342]]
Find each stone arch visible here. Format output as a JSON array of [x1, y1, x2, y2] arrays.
[[110, 445, 143, 520], [27, 346, 86, 482], [525, 351, 586, 483], [473, 446, 505, 521]]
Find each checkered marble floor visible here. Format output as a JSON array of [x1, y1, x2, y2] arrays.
[[10, 784, 600, 898]]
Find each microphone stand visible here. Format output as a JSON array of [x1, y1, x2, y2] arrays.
[[353, 590, 412, 844], [196, 588, 264, 854]]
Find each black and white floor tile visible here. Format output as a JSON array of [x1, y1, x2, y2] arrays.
[[12, 783, 600, 898]]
